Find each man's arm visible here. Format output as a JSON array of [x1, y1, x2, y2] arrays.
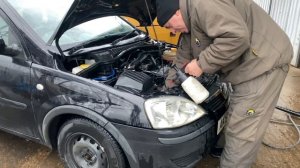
[[196, 0, 250, 74]]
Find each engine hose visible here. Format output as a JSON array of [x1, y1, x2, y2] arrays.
[[262, 106, 300, 149], [275, 106, 300, 117]]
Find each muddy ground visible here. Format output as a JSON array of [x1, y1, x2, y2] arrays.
[[0, 66, 300, 168]]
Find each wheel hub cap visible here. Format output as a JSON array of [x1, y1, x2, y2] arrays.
[[70, 135, 108, 168], [81, 148, 97, 165]]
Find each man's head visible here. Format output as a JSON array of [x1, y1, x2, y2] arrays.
[[156, 0, 189, 33]]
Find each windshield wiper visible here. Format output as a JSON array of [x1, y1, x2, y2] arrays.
[[67, 34, 122, 54], [111, 29, 138, 46], [67, 30, 139, 55]]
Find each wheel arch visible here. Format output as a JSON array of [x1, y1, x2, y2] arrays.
[[42, 105, 138, 168]]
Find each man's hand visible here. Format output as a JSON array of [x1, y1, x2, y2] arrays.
[[184, 59, 203, 77], [165, 79, 177, 89]]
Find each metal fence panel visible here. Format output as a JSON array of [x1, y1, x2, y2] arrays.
[[253, 0, 271, 13]]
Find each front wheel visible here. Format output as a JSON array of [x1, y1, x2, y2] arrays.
[[57, 118, 126, 168]]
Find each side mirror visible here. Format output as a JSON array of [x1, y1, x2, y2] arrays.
[[0, 37, 22, 57]]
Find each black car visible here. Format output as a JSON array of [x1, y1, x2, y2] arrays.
[[0, 0, 228, 167]]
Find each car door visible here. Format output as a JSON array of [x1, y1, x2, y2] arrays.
[[0, 13, 36, 137]]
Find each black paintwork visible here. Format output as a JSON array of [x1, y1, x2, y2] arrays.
[[0, 1, 222, 167], [111, 116, 217, 168]]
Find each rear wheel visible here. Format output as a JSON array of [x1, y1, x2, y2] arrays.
[[57, 118, 126, 168]]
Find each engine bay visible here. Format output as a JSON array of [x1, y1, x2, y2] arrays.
[[63, 42, 175, 97], [60, 41, 229, 120]]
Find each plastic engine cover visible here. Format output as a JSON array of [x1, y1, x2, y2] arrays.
[[115, 70, 153, 94]]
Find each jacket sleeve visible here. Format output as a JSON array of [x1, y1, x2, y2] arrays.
[[166, 33, 193, 81], [196, 0, 250, 74]]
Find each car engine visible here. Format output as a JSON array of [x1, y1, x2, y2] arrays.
[[62, 41, 229, 120], [64, 43, 172, 97]]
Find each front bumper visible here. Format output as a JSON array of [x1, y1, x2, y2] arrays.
[[112, 115, 217, 168]]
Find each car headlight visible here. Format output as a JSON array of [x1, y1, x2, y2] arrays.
[[144, 96, 206, 129]]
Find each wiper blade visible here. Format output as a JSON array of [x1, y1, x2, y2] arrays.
[[67, 34, 121, 54], [111, 29, 138, 46]]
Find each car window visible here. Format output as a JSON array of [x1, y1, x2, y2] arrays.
[[0, 16, 24, 58], [59, 16, 135, 45], [7, 0, 73, 42]]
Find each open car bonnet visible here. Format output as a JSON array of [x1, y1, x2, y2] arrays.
[[51, 0, 156, 43]]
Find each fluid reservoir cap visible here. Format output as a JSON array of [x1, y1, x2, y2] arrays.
[[80, 64, 90, 69]]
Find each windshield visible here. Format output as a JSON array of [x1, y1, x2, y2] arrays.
[[7, 0, 135, 46], [7, 0, 73, 42], [60, 16, 135, 45]]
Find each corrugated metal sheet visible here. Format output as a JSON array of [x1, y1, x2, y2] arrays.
[[284, 0, 300, 67], [253, 0, 300, 66], [253, 0, 271, 13], [270, 0, 291, 30]]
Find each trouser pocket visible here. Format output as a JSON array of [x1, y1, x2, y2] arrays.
[[226, 100, 264, 142], [225, 75, 266, 142]]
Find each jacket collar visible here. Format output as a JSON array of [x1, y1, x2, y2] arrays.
[[180, 0, 191, 32]]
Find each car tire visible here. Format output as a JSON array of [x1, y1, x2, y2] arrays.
[[57, 118, 126, 168]]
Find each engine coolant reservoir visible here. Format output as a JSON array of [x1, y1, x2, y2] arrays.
[[72, 59, 95, 74], [72, 64, 90, 74], [162, 48, 177, 62]]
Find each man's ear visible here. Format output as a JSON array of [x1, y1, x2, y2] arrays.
[[175, 10, 181, 16]]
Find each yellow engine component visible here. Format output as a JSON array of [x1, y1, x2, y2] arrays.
[[80, 64, 90, 69]]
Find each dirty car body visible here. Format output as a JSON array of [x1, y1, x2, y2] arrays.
[[0, 0, 228, 167]]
